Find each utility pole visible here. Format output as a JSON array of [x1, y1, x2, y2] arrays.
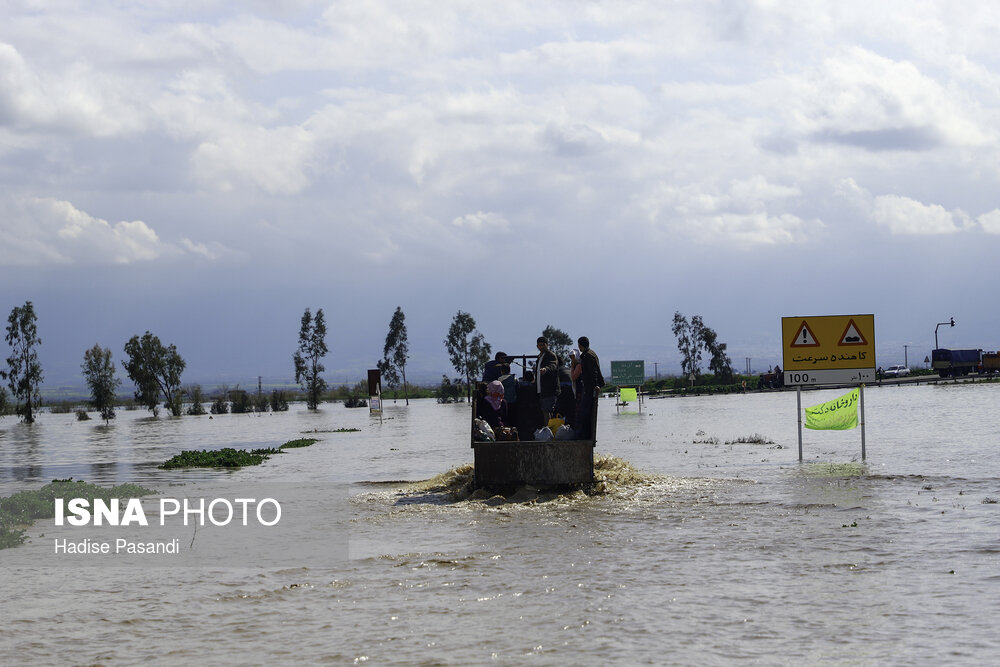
[[903, 345, 909, 367]]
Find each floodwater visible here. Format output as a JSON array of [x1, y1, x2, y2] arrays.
[[1, 383, 998, 665]]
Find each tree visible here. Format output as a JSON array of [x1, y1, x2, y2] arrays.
[[3, 301, 43, 423], [82, 344, 120, 423], [380, 306, 410, 405], [186, 384, 207, 416], [444, 310, 491, 402], [293, 307, 328, 410], [122, 331, 186, 416], [672, 312, 704, 378], [672, 312, 734, 382], [542, 325, 574, 362], [700, 325, 734, 383]]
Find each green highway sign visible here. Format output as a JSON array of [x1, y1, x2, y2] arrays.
[[610, 360, 645, 386]]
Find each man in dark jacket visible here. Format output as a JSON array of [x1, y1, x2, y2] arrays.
[[482, 351, 510, 382], [571, 336, 604, 439], [534, 336, 560, 422]]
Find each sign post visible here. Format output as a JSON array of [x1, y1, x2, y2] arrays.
[[782, 314, 875, 461], [367, 369, 382, 423], [610, 360, 645, 413]]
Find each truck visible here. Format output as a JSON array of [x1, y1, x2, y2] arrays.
[[471, 353, 598, 488], [931, 348, 982, 377], [981, 351, 1000, 374]]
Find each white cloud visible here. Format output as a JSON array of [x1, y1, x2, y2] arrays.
[[0, 42, 147, 136], [0, 197, 229, 266], [839, 179, 971, 235], [794, 46, 991, 151], [977, 209, 1000, 234], [635, 176, 821, 245], [871, 194, 964, 235], [191, 125, 318, 195]]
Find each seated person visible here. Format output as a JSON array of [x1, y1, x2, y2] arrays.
[[477, 380, 509, 430]]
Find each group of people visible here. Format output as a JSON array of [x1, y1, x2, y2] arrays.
[[478, 335, 604, 440]]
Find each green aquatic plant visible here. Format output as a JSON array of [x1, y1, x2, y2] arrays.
[[279, 438, 319, 449], [0, 478, 157, 549], [159, 447, 282, 469]]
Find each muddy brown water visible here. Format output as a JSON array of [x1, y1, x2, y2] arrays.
[[2, 386, 998, 664]]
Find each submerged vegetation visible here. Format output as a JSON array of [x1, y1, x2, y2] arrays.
[[725, 433, 774, 445], [278, 438, 318, 449], [160, 437, 323, 468], [160, 447, 283, 469], [0, 479, 157, 549]]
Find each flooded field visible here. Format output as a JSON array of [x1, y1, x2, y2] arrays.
[[1, 383, 998, 665]]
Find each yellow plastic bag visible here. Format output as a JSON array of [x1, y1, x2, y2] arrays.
[[547, 415, 565, 436]]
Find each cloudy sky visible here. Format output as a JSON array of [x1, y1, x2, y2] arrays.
[[3, 0, 1000, 389]]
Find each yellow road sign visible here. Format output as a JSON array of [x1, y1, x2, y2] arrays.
[[782, 314, 875, 384]]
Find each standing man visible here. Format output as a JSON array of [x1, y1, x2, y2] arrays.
[[571, 336, 604, 439], [535, 336, 560, 423]]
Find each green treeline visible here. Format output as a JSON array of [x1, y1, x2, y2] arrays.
[[1, 301, 771, 419]]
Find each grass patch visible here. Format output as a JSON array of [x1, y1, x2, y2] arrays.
[[159, 447, 283, 469], [279, 438, 319, 449], [0, 478, 157, 549]]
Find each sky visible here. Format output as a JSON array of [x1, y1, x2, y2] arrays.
[[3, 0, 1000, 390]]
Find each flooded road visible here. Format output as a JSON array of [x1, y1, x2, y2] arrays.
[[1, 384, 998, 665]]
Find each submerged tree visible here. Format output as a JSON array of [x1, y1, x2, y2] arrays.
[[293, 307, 328, 410], [186, 384, 207, 416], [444, 310, 491, 402], [700, 325, 734, 383], [3, 301, 43, 423], [672, 312, 704, 378], [672, 312, 733, 382], [122, 331, 186, 417], [82, 344, 120, 423], [380, 306, 410, 405]]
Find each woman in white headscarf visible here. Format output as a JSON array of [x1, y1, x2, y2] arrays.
[[479, 380, 508, 429]]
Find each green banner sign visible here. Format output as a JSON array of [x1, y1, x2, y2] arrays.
[[610, 360, 644, 386], [805, 388, 859, 430]]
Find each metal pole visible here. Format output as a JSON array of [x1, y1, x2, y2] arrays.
[[860, 383, 866, 461], [797, 385, 803, 462]]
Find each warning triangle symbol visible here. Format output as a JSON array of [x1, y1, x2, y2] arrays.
[[839, 319, 868, 346], [790, 321, 820, 347]]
